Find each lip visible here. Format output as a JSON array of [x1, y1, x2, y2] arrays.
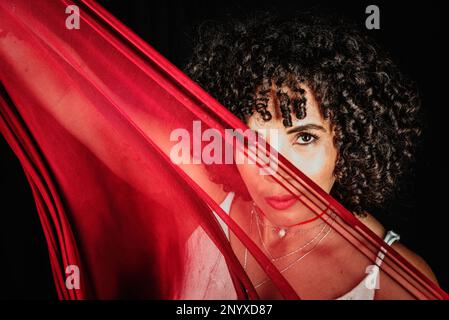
[[264, 194, 298, 210]]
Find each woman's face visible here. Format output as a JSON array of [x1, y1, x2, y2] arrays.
[[235, 84, 338, 227]]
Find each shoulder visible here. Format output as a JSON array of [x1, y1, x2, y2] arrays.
[[390, 242, 438, 284], [356, 212, 438, 284]]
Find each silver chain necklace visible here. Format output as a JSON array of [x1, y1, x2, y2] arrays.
[[243, 205, 335, 289], [254, 205, 327, 239], [254, 207, 331, 261]]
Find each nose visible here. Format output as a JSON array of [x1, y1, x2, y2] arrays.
[[268, 131, 296, 163], [262, 132, 296, 182]]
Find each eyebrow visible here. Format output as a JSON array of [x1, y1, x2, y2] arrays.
[[286, 124, 327, 134]]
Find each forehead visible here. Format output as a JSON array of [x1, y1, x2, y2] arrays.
[[247, 83, 327, 129]]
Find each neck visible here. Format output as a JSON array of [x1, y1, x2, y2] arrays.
[[252, 204, 330, 255]]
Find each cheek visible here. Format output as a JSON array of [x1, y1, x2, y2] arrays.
[[235, 141, 338, 194], [236, 162, 261, 193], [290, 144, 337, 192]]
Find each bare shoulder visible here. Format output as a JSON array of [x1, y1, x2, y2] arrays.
[[355, 212, 385, 239], [390, 242, 438, 284], [356, 212, 438, 285]]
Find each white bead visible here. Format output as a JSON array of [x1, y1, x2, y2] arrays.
[[278, 229, 286, 238]]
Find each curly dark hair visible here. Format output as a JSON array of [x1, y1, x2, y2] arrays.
[[184, 11, 423, 216]]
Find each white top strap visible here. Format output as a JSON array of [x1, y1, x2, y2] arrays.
[[375, 230, 400, 267], [384, 230, 400, 246], [212, 192, 235, 239]]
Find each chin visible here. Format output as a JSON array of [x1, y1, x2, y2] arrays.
[[260, 204, 305, 226]]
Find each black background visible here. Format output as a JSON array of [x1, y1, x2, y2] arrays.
[[0, 0, 446, 299]]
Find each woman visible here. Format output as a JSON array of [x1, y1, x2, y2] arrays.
[[178, 11, 438, 299]]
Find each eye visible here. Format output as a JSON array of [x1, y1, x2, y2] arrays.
[[294, 132, 318, 145]]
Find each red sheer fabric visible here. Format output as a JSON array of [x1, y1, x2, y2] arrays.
[[0, 0, 447, 300]]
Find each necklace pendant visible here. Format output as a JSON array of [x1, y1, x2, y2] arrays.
[[278, 228, 286, 238]]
